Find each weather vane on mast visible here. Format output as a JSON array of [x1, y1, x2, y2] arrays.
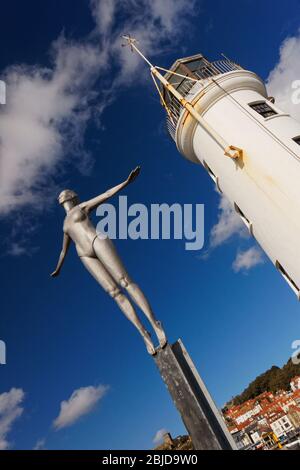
[[122, 34, 153, 67]]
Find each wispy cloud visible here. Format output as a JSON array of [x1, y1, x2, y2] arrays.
[[53, 385, 108, 430], [153, 428, 168, 444], [209, 195, 248, 249], [267, 30, 300, 120], [1, 212, 40, 257], [232, 246, 265, 273], [0, 0, 196, 219], [33, 437, 46, 450], [0, 388, 25, 450], [207, 196, 264, 274]]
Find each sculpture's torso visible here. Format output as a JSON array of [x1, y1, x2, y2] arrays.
[[63, 205, 97, 258]]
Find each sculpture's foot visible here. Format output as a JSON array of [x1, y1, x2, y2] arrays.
[[143, 331, 156, 355], [155, 321, 167, 349]]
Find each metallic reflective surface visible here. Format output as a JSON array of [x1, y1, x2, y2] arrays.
[[51, 167, 167, 355]]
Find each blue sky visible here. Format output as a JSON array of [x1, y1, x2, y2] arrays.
[[1, 0, 300, 450]]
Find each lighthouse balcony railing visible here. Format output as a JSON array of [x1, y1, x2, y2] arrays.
[[194, 59, 242, 79]]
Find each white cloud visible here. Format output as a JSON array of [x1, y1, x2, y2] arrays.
[[267, 31, 300, 120], [33, 438, 46, 450], [5, 243, 27, 257], [0, 39, 105, 216], [53, 385, 108, 430], [0, 388, 25, 450], [90, 0, 117, 36], [2, 213, 40, 257], [153, 428, 168, 444], [209, 195, 248, 248], [232, 246, 264, 273], [150, 0, 190, 33], [0, 0, 196, 219]]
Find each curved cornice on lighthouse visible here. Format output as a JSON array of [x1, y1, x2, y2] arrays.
[[176, 70, 267, 163]]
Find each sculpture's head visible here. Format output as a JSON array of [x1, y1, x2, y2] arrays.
[[58, 189, 79, 211]]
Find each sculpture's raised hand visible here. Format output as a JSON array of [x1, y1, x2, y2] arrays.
[[127, 166, 141, 184]]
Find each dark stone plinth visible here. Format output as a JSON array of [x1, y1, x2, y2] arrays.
[[154, 339, 236, 450]]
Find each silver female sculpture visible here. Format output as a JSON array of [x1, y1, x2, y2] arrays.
[[51, 166, 167, 355]]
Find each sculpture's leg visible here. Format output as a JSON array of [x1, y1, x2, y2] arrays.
[[124, 283, 167, 349], [93, 237, 167, 349], [80, 256, 156, 355], [114, 293, 156, 355]]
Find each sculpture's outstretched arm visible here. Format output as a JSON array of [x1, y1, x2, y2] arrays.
[[81, 166, 140, 214], [51, 233, 71, 277]]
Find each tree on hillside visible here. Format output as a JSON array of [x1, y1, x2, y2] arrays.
[[231, 359, 300, 406]]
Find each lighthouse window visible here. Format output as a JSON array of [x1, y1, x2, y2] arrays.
[[203, 161, 217, 183], [293, 136, 300, 145], [203, 161, 222, 192], [234, 203, 253, 234], [184, 58, 207, 73], [249, 101, 277, 118], [276, 261, 300, 297]]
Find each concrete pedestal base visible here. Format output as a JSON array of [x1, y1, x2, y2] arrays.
[[154, 340, 236, 450]]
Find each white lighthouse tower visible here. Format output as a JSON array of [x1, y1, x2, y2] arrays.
[[122, 37, 300, 298]]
